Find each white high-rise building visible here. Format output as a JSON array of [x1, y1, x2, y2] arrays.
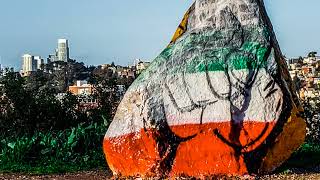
[[0, 56, 2, 71], [34, 56, 44, 70], [57, 39, 69, 62], [0, 64, 3, 77], [21, 54, 36, 76]]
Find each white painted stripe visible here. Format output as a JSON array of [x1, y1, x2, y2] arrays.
[[163, 69, 282, 126], [106, 69, 282, 138]]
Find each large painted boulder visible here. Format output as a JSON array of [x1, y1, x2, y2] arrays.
[[103, 0, 306, 178]]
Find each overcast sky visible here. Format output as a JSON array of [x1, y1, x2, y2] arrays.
[[0, 0, 319, 69]]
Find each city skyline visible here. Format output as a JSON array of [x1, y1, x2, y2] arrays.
[[0, 0, 320, 69]]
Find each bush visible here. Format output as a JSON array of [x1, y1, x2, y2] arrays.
[[0, 69, 118, 174], [303, 99, 320, 143], [0, 122, 108, 174], [278, 143, 320, 172]]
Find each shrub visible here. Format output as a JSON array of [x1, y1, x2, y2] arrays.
[[303, 99, 320, 143], [0, 122, 107, 173]]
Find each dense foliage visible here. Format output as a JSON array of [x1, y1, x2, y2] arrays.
[[0, 123, 106, 173], [1, 71, 80, 135], [303, 98, 320, 143], [0, 69, 117, 173]]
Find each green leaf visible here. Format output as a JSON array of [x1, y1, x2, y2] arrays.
[[50, 139, 57, 148], [7, 142, 15, 149], [70, 141, 77, 148], [41, 148, 51, 155], [67, 128, 76, 145], [102, 115, 111, 127], [83, 155, 89, 162]]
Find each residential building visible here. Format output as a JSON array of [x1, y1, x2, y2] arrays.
[[69, 80, 95, 95], [135, 59, 150, 74], [77, 94, 98, 111], [117, 68, 135, 79], [303, 56, 320, 64], [68, 80, 98, 111], [21, 54, 37, 76], [288, 53, 320, 100], [101, 64, 117, 74]]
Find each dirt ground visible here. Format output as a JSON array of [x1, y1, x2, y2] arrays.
[[1, 171, 320, 180], [0, 171, 111, 180]]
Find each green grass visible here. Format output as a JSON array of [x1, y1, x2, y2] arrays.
[[0, 157, 107, 175], [1, 126, 319, 175], [0, 122, 110, 175]]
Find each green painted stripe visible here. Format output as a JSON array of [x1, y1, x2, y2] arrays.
[[185, 42, 269, 73], [134, 26, 271, 85]]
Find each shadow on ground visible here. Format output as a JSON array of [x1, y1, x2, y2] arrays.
[[275, 143, 320, 174]]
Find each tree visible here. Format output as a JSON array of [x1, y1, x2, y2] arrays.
[[303, 98, 320, 143], [308, 51, 317, 58], [298, 56, 304, 64], [0, 69, 32, 135], [0, 68, 88, 136], [89, 74, 118, 121], [292, 76, 302, 95]]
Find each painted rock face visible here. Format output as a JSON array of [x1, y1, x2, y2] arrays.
[[103, 0, 306, 178]]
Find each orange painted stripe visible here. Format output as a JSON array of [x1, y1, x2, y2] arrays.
[[103, 121, 276, 177]]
